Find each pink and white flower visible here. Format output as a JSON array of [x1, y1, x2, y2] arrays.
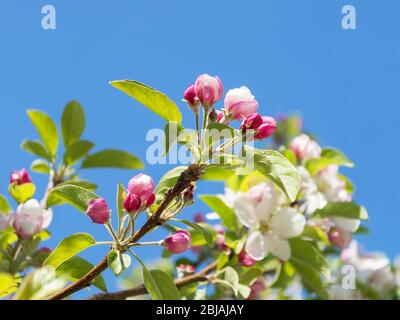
[[13, 199, 52, 240], [194, 74, 223, 108], [232, 183, 305, 261], [290, 134, 321, 160], [224, 86, 259, 120]]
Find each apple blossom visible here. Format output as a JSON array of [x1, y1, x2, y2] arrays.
[[290, 134, 321, 160], [123, 193, 142, 213], [224, 86, 259, 120], [315, 165, 352, 202], [10, 168, 32, 185], [328, 227, 352, 249], [194, 74, 223, 108], [164, 230, 191, 254], [240, 113, 263, 131], [254, 116, 277, 140], [127, 173, 155, 204], [238, 249, 257, 267], [232, 183, 305, 261], [86, 198, 110, 224], [13, 199, 52, 240]]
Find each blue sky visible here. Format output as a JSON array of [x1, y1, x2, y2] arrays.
[[0, 0, 399, 296]]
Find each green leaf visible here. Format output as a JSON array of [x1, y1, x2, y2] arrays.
[[107, 250, 131, 276], [305, 148, 354, 175], [63, 140, 94, 166], [0, 195, 11, 214], [110, 80, 182, 123], [81, 149, 143, 170], [21, 140, 51, 161], [199, 195, 237, 231], [30, 159, 50, 174], [289, 238, 330, 299], [116, 183, 126, 236], [130, 251, 181, 300], [178, 220, 215, 248], [0, 273, 16, 296], [58, 180, 98, 191], [155, 166, 186, 203], [201, 166, 235, 181], [56, 256, 107, 292], [301, 225, 330, 244], [164, 122, 184, 155], [215, 267, 240, 296], [61, 100, 85, 148], [8, 183, 36, 204], [314, 202, 368, 220], [46, 184, 99, 212], [240, 267, 264, 286], [43, 233, 96, 269], [27, 109, 59, 157], [245, 146, 300, 202]]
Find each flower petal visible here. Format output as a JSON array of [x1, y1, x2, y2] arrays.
[[331, 217, 360, 233], [245, 230, 268, 261], [233, 193, 259, 229], [264, 234, 291, 261], [270, 208, 305, 239]]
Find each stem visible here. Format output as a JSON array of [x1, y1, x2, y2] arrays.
[[195, 113, 200, 146], [47, 164, 206, 300], [130, 240, 163, 247], [87, 261, 217, 300], [105, 223, 120, 246]]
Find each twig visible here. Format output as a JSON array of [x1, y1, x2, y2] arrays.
[[47, 164, 206, 300], [87, 261, 217, 300]]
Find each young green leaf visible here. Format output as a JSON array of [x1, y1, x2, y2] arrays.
[[178, 220, 215, 248], [0, 195, 11, 214], [21, 140, 51, 161], [81, 149, 143, 170], [107, 250, 132, 276], [63, 140, 94, 166], [199, 195, 237, 231], [61, 100, 85, 148], [27, 109, 59, 157], [46, 184, 99, 212], [305, 148, 354, 175], [314, 202, 368, 220], [0, 273, 16, 296], [116, 183, 125, 236], [154, 166, 186, 203], [43, 233, 96, 269], [164, 122, 184, 155], [130, 251, 181, 300], [56, 256, 107, 292], [110, 80, 182, 123], [30, 159, 50, 174], [245, 146, 300, 202], [8, 183, 36, 204], [289, 238, 330, 299]]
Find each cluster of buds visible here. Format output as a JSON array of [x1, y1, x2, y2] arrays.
[[240, 113, 277, 140], [163, 230, 192, 254], [123, 174, 155, 215], [10, 168, 32, 185]]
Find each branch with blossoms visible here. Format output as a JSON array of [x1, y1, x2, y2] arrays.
[[0, 75, 398, 301]]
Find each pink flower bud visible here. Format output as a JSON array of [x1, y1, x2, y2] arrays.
[[128, 174, 155, 203], [247, 279, 266, 300], [289, 134, 321, 160], [38, 247, 52, 254], [194, 74, 223, 108], [146, 193, 156, 207], [86, 198, 110, 224], [164, 230, 191, 254], [224, 86, 259, 120], [240, 113, 263, 130], [183, 84, 198, 107], [176, 264, 195, 274], [254, 116, 277, 140], [328, 227, 352, 249], [10, 169, 32, 185], [238, 249, 257, 267], [216, 109, 226, 123], [123, 193, 142, 213], [194, 213, 205, 223], [13, 199, 52, 240]]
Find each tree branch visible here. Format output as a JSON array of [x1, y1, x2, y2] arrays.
[[87, 260, 217, 300], [47, 164, 206, 300]]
